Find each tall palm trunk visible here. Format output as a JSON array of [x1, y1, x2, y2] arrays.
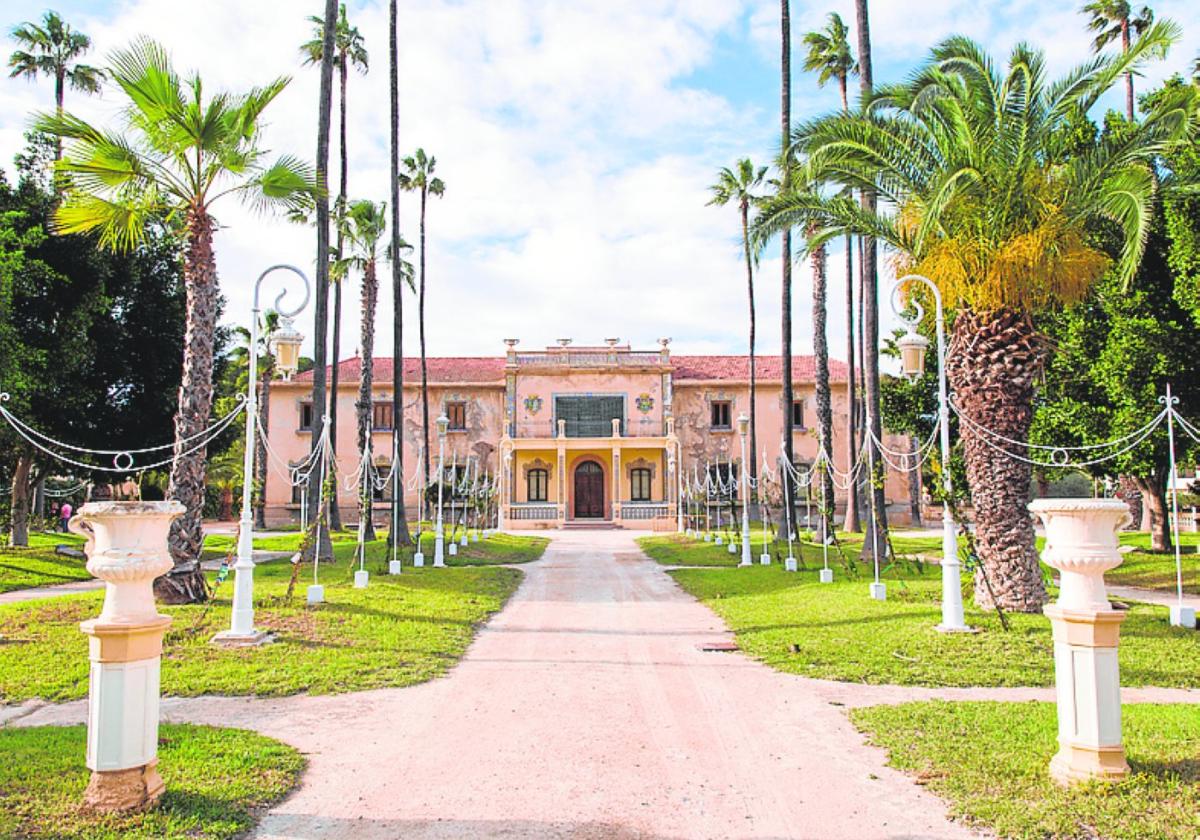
[[740, 201, 758, 484], [843, 232, 859, 531], [854, 0, 888, 561], [9, 452, 32, 546], [326, 50, 351, 533], [1121, 18, 1134, 121], [907, 434, 922, 527], [419, 189, 431, 489], [158, 208, 219, 603], [946, 307, 1047, 612], [54, 69, 64, 160], [357, 259, 378, 542], [388, 0, 412, 546], [811, 242, 835, 535], [254, 364, 271, 529], [304, 0, 339, 564], [780, 0, 795, 526], [839, 74, 859, 532]]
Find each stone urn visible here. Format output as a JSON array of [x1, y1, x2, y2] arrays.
[[1030, 498, 1132, 610], [69, 500, 184, 813], [70, 501, 185, 624]]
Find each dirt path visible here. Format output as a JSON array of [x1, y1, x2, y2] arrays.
[[21, 529, 991, 839]]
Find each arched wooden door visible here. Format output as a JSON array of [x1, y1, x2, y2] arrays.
[[573, 461, 605, 519]]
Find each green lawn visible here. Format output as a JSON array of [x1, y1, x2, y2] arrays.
[[853, 701, 1200, 840], [667, 563, 1199, 688], [0, 553, 521, 703], [202, 530, 548, 566], [1, 724, 303, 839], [0, 532, 90, 594]]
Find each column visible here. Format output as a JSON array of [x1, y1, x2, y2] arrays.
[[1030, 498, 1133, 786]]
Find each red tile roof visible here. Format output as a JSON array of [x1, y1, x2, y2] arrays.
[[294, 356, 506, 384], [671, 355, 848, 383], [293, 354, 844, 385]]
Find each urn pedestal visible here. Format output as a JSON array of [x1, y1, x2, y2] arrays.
[[70, 501, 184, 813], [1030, 498, 1132, 786]]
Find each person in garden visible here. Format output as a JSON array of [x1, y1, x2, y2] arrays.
[[58, 500, 72, 533]]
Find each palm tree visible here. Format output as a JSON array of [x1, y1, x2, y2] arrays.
[[229, 311, 280, 530], [387, 0, 413, 547], [398, 149, 445, 489], [709, 160, 767, 484], [852, 0, 888, 559], [36, 38, 314, 602], [336, 199, 411, 541], [301, 4, 368, 532], [8, 11, 102, 159], [780, 0, 795, 525], [1083, 1, 1155, 120], [803, 12, 858, 530], [753, 25, 1190, 612]]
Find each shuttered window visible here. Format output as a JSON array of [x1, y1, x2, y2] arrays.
[[554, 396, 624, 437]]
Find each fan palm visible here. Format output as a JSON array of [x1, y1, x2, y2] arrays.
[[752, 26, 1194, 611], [708, 159, 767, 483], [387, 0, 412, 547], [1082, 1, 1155, 120], [803, 11, 858, 530], [301, 3, 368, 532], [35, 38, 314, 602], [398, 148, 445, 489], [8, 11, 102, 159], [336, 199, 412, 541]]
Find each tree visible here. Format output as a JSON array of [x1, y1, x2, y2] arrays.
[[708, 159, 766, 483], [301, 3, 368, 532], [7, 11, 102, 159], [851, 0, 889, 557], [752, 25, 1192, 611], [398, 149, 445, 489], [337, 199, 410, 541], [1082, 1, 1155, 120], [387, 0, 413, 547], [780, 0, 795, 526], [802, 11, 858, 529], [37, 38, 314, 601]]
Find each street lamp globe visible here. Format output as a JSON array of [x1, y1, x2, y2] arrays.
[[897, 328, 930, 382], [269, 316, 304, 380], [736, 413, 749, 437], [436, 413, 450, 438]]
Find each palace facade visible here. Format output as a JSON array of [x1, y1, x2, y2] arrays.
[[263, 340, 918, 529]]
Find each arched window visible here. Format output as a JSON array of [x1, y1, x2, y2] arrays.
[[630, 467, 652, 502], [528, 468, 548, 502]]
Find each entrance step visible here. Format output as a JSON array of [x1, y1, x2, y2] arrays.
[[562, 521, 620, 530]]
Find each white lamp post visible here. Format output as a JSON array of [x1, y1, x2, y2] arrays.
[[737, 413, 753, 567], [433, 413, 449, 568], [892, 274, 968, 632], [215, 264, 309, 647]]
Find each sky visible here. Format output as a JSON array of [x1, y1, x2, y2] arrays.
[[0, 0, 1197, 365]]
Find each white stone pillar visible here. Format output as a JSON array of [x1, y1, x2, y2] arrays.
[[70, 500, 184, 813], [1030, 498, 1132, 786]]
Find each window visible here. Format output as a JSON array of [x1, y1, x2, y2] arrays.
[[554, 395, 623, 437], [447, 401, 467, 430], [299, 402, 314, 431], [528, 468, 548, 502], [630, 468, 652, 502], [792, 400, 805, 429], [373, 402, 394, 431], [710, 401, 731, 429]]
